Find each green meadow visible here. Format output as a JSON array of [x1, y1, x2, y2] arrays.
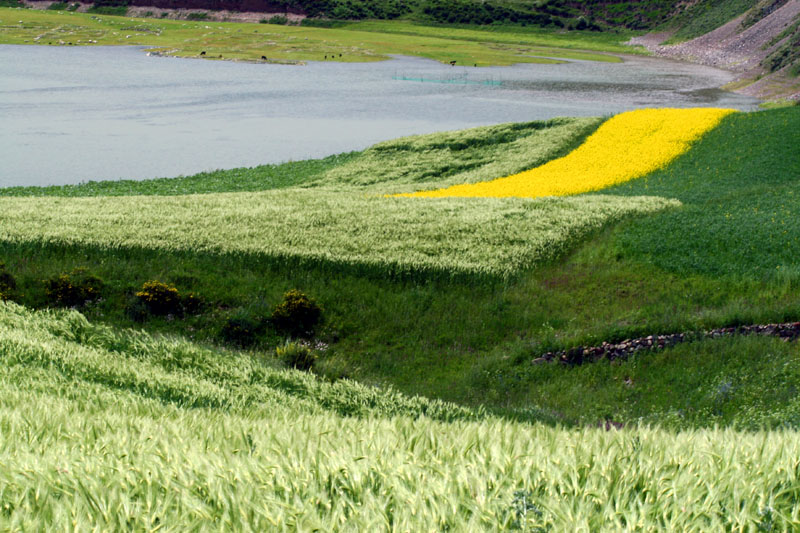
[[2, 301, 800, 530], [1, 118, 679, 281], [0, 8, 634, 65], [1, 107, 798, 420]]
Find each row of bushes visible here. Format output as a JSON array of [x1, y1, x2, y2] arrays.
[[299, 0, 409, 20], [421, 0, 564, 27], [0, 262, 323, 369]]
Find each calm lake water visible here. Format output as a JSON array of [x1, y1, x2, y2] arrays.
[[0, 44, 760, 187]]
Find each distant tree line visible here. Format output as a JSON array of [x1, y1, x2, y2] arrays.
[[36, 0, 692, 31]]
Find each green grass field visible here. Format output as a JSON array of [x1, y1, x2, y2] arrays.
[[2, 301, 800, 530], [0, 191, 676, 281], [0, 8, 634, 65], [0, 117, 680, 281], [0, 107, 798, 418], [0, 100, 799, 528], [605, 107, 800, 278]]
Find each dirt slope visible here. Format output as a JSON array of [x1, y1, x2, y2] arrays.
[[630, 0, 800, 100]]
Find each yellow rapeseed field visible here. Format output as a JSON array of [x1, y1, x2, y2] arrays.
[[398, 108, 736, 199]]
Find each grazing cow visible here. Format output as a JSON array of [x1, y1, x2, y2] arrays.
[[449, 60, 456, 66], [261, 55, 267, 60], [200, 50, 206, 55]]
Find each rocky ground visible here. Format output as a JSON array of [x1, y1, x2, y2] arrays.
[[629, 0, 800, 101], [534, 322, 800, 366]]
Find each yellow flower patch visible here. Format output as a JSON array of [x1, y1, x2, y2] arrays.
[[397, 108, 736, 199]]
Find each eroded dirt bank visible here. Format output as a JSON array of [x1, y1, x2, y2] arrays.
[[629, 0, 800, 101]]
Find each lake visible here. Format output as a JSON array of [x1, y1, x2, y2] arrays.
[[0, 44, 760, 187]]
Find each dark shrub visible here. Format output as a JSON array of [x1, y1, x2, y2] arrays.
[[87, 5, 128, 15], [0, 262, 17, 301], [125, 296, 149, 323], [135, 280, 181, 316], [220, 316, 260, 347], [277, 340, 317, 371], [266, 14, 288, 24], [181, 292, 204, 315], [270, 289, 322, 337], [48, 2, 69, 10], [129, 281, 203, 320], [43, 268, 103, 307]]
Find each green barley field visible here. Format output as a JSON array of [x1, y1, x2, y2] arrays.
[[0, 98, 799, 528], [2, 301, 800, 530]]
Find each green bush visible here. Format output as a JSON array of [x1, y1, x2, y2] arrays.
[[87, 4, 127, 15], [0, 262, 17, 301], [130, 281, 203, 319], [43, 268, 103, 308], [276, 340, 317, 371], [270, 289, 322, 337], [48, 2, 69, 10], [135, 280, 181, 316], [67, 2, 79, 10], [124, 296, 149, 323], [299, 18, 348, 28], [181, 292, 203, 315], [220, 315, 260, 347], [265, 14, 288, 24], [186, 12, 208, 20]]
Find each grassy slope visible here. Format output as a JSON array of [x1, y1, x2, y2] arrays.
[[0, 192, 675, 280], [343, 20, 643, 55], [315, 117, 604, 192], [605, 107, 800, 279], [664, 0, 756, 41], [0, 118, 603, 197], [2, 301, 800, 530], [1, 119, 682, 281], [0, 8, 627, 65], [0, 108, 798, 427], [0, 153, 356, 197]]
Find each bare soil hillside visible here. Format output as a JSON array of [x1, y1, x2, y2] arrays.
[[630, 0, 800, 100]]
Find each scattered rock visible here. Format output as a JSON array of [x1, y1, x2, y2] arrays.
[[533, 321, 800, 366]]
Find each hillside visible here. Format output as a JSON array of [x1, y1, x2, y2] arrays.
[[1, 92, 800, 527], [631, 0, 800, 100], [1, 106, 799, 424], [3, 300, 800, 530]]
